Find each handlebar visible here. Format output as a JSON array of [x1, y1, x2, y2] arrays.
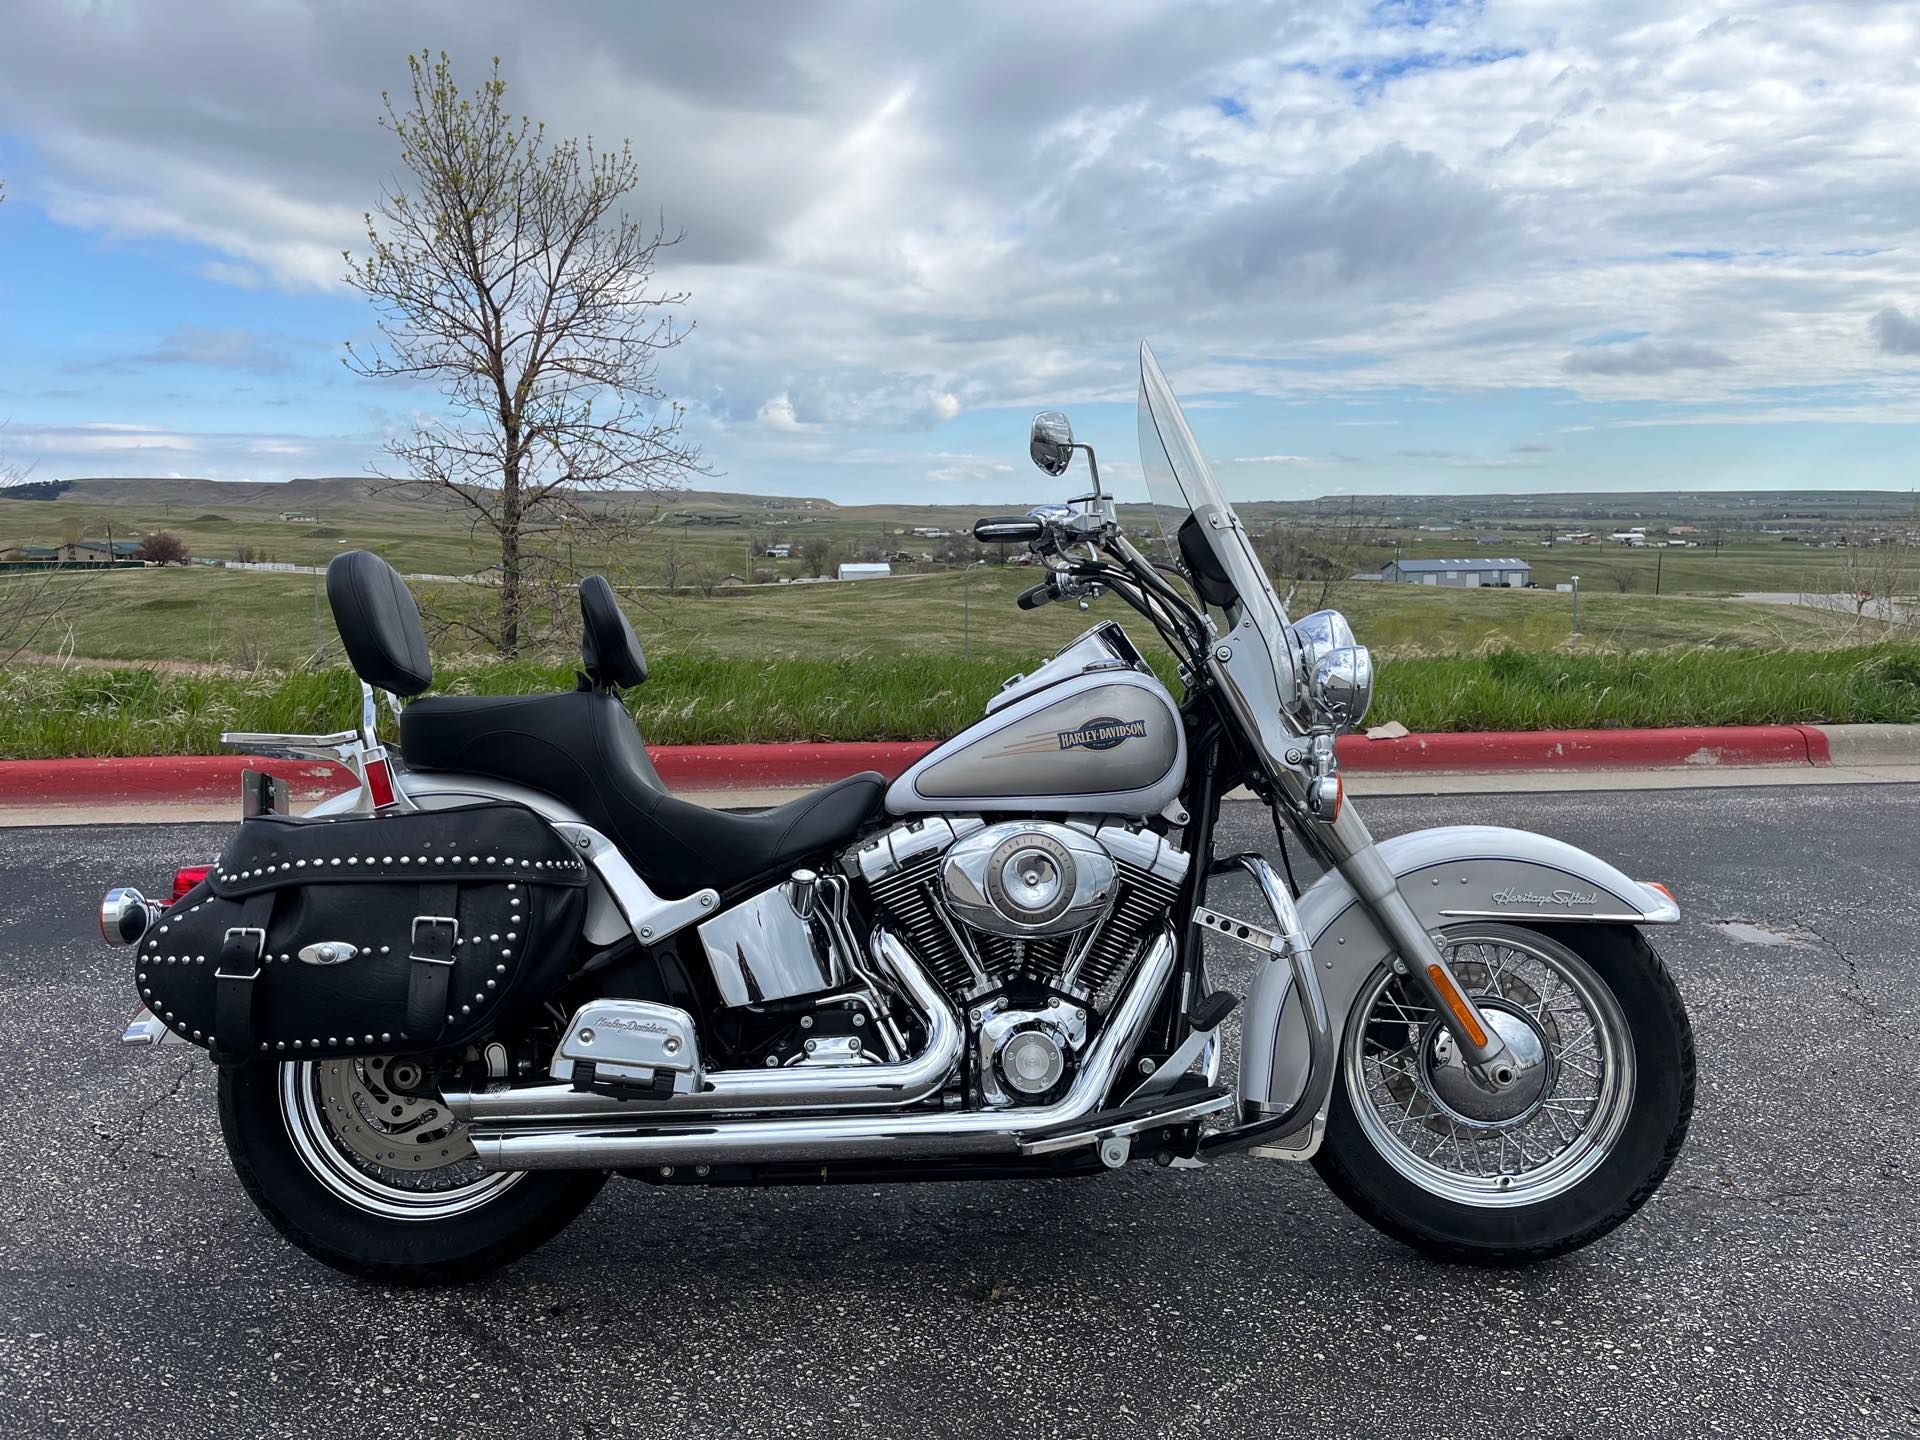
[[972, 516, 1045, 545], [1016, 577, 1060, 611]]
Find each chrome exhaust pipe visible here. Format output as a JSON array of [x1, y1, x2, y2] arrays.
[[446, 928, 963, 1124], [468, 928, 1176, 1172]]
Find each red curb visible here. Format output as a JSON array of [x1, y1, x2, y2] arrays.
[[0, 725, 1835, 806], [1330, 724, 1830, 774]]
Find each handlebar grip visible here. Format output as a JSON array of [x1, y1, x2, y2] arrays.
[[974, 516, 1045, 544], [1016, 578, 1058, 611]]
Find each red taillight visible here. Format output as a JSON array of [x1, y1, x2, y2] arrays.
[[173, 865, 213, 902]]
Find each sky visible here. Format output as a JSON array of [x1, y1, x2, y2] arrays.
[[1, 0, 1918, 505]]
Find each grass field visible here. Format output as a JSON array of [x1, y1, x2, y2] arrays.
[[4, 643, 1916, 759], [3, 563, 1869, 672]]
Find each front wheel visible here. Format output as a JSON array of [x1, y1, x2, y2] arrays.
[[218, 1055, 605, 1284], [1313, 923, 1693, 1264]]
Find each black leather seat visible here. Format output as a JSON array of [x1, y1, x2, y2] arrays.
[[323, 551, 887, 898], [399, 691, 886, 897]]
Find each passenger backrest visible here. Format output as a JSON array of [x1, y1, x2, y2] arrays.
[[578, 575, 648, 690], [325, 550, 433, 697]]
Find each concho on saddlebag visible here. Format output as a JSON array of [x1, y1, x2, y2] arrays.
[[134, 803, 588, 1060]]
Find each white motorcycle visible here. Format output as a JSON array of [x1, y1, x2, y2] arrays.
[[103, 344, 1693, 1282]]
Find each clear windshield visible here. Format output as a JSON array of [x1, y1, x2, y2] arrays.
[[1136, 342, 1294, 634]]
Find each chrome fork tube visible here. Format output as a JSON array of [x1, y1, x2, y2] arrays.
[[1315, 800, 1516, 1081]]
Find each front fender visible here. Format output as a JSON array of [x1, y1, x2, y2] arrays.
[[1236, 824, 1679, 1157]]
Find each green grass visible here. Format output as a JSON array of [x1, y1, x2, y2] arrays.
[[1, 563, 1857, 672], [4, 644, 1917, 759]]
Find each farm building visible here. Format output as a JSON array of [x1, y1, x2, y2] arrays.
[[1380, 557, 1532, 587], [837, 562, 892, 581]]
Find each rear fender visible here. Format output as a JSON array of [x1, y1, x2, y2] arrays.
[[1237, 824, 1679, 1158]]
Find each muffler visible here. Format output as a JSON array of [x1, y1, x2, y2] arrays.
[[445, 928, 962, 1124], [467, 928, 1176, 1171]]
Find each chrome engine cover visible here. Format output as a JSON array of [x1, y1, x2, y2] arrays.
[[975, 995, 1089, 1107], [940, 821, 1116, 938]]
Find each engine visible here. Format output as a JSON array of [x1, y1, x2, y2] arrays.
[[847, 817, 1188, 1107]]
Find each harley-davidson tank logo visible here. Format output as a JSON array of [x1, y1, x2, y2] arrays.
[[1491, 887, 1599, 908], [1056, 716, 1148, 752]]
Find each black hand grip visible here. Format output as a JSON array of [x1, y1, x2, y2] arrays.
[[974, 516, 1045, 544], [1016, 578, 1058, 610]]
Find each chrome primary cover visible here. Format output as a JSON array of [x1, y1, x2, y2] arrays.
[[886, 669, 1185, 816]]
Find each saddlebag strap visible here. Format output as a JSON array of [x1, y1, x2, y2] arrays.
[[404, 882, 460, 1043], [213, 893, 274, 1059]]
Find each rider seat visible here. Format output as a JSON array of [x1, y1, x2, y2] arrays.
[[324, 553, 886, 897]]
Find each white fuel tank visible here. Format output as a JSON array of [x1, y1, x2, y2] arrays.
[[886, 663, 1186, 817]]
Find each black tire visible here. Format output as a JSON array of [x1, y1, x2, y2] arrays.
[[218, 1058, 606, 1285], [1313, 924, 1694, 1265]]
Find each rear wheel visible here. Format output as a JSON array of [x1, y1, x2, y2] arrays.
[[219, 1055, 604, 1284], [1313, 923, 1693, 1264]]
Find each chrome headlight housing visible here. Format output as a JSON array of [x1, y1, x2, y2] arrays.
[[1311, 645, 1374, 732], [1292, 609, 1356, 671]]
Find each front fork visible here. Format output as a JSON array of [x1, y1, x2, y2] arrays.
[[1309, 799, 1521, 1090]]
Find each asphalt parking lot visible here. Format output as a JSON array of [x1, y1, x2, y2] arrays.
[[1, 787, 1915, 1439]]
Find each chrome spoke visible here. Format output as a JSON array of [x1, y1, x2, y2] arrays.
[[1344, 931, 1636, 1208]]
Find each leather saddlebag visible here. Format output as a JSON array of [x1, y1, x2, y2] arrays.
[[135, 803, 588, 1060]]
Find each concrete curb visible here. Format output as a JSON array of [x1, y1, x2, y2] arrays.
[[4, 723, 1912, 806]]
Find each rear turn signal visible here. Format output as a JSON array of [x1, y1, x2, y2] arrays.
[[173, 865, 213, 902]]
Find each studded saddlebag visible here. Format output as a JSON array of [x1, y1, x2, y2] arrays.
[[135, 803, 588, 1061]]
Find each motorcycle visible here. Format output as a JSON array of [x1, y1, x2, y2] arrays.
[[103, 344, 1694, 1283]]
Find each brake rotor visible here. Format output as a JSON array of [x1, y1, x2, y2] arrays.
[[315, 1056, 475, 1173]]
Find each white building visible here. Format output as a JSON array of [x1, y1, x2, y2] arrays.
[[837, 562, 892, 581]]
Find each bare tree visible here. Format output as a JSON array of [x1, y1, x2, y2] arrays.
[[1262, 503, 1390, 613], [344, 52, 705, 654], [659, 539, 684, 594], [799, 536, 835, 578]]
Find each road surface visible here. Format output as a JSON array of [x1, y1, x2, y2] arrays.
[[1, 788, 1915, 1438]]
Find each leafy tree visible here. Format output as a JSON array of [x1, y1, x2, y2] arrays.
[[345, 52, 705, 653], [136, 531, 191, 565]]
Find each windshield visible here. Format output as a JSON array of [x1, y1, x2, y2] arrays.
[[1136, 342, 1294, 635]]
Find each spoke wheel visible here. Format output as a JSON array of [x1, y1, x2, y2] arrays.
[[1343, 929, 1635, 1208], [278, 1057, 523, 1222]]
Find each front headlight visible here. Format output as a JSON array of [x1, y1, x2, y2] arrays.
[[1293, 609, 1356, 672], [1311, 645, 1374, 732]]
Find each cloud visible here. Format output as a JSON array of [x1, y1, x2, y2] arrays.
[[77, 323, 308, 376], [1562, 342, 1735, 376], [1870, 306, 1920, 355], [1511, 441, 1554, 453], [4, 1, 1920, 492]]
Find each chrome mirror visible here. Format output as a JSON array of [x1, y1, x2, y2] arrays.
[[1311, 645, 1374, 731], [1030, 411, 1075, 476]]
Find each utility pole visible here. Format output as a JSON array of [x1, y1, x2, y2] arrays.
[[1570, 574, 1580, 649], [1655, 546, 1663, 596]]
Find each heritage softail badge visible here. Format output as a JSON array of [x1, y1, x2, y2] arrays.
[[1057, 716, 1148, 752]]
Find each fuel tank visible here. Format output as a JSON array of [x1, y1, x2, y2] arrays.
[[886, 626, 1186, 816]]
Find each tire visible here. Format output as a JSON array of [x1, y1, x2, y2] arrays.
[[1313, 923, 1694, 1265], [218, 1056, 605, 1285]]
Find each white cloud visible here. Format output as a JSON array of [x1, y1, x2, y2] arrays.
[[3, 0, 1920, 485]]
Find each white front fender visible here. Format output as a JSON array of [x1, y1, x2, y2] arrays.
[[1236, 825, 1678, 1158]]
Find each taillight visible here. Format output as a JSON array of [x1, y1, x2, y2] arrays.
[[173, 865, 213, 902]]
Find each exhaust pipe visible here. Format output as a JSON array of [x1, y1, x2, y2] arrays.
[[468, 928, 1176, 1171], [446, 928, 963, 1124]]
